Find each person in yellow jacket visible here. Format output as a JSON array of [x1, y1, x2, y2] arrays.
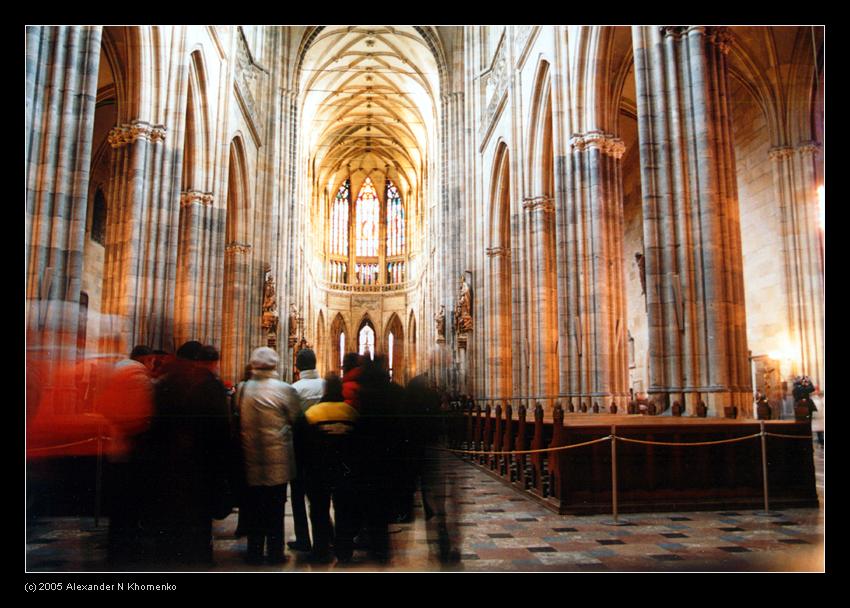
[[303, 373, 359, 563]]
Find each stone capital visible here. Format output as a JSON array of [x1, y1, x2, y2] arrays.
[[486, 246, 510, 258], [225, 241, 252, 255], [660, 26, 687, 39], [797, 141, 822, 156], [768, 146, 795, 161], [107, 120, 167, 148], [180, 190, 215, 207], [708, 27, 733, 54], [685, 26, 708, 37], [522, 196, 555, 213], [569, 131, 626, 159]]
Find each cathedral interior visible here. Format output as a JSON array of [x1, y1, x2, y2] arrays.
[[25, 25, 825, 574]]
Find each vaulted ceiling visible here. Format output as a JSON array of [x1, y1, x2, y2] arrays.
[[299, 26, 441, 196]]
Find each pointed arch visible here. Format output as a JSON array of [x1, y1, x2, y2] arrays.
[[383, 313, 405, 383], [316, 309, 326, 375], [525, 60, 559, 396], [330, 312, 349, 373], [488, 141, 512, 397], [221, 135, 252, 382], [357, 313, 377, 359], [408, 310, 418, 380], [182, 49, 212, 193], [526, 59, 552, 196]]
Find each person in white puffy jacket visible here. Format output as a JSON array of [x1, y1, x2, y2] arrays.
[[237, 347, 302, 564]]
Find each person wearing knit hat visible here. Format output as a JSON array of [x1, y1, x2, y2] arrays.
[[249, 346, 279, 370], [236, 346, 302, 564]]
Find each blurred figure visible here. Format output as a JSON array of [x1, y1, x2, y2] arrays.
[[235, 347, 301, 564], [303, 373, 359, 563], [149, 349, 171, 379], [341, 352, 365, 410], [354, 355, 402, 562], [141, 340, 232, 566], [199, 344, 221, 378], [289, 348, 325, 553], [406, 373, 462, 566], [98, 344, 156, 565]]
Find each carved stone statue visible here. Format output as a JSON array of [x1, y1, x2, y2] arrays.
[[262, 271, 277, 313], [454, 274, 473, 334], [261, 268, 279, 339], [288, 304, 299, 339], [435, 305, 446, 342]]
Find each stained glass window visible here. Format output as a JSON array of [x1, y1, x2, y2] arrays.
[[359, 325, 375, 359], [356, 263, 378, 286], [388, 332, 394, 380], [331, 180, 350, 257], [339, 332, 346, 369], [356, 177, 379, 257], [386, 180, 405, 257]]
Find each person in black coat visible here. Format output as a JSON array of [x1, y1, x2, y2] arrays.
[[139, 341, 232, 567]]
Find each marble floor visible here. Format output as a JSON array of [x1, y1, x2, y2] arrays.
[[25, 443, 824, 573]]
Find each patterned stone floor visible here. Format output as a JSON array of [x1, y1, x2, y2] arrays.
[[26, 443, 824, 573]]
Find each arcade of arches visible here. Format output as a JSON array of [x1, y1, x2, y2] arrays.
[[26, 26, 824, 419]]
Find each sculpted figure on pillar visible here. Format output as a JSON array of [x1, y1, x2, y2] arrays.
[[261, 268, 279, 340], [435, 304, 446, 343], [288, 303, 300, 346], [454, 274, 473, 335]]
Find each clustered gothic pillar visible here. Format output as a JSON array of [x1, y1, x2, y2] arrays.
[[221, 242, 253, 382], [25, 26, 102, 413], [102, 118, 183, 354], [522, 196, 558, 398], [632, 26, 751, 415], [175, 191, 225, 347], [769, 142, 824, 391], [560, 132, 629, 408]]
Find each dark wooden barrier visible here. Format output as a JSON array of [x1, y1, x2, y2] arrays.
[[492, 403, 502, 471], [459, 411, 818, 515], [501, 403, 513, 477], [481, 405, 492, 466]]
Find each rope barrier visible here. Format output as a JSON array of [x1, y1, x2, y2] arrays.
[[441, 435, 613, 456], [616, 433, 763, 447], [764, 432, 813, 440], [443, 430, 814, 456], [26, 436, 107, 454]]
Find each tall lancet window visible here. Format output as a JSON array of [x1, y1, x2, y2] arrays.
[[386, 180, 405, 257], [331, 179, 350, 257], [359, 325, 375, 359], [355, 177, 379, 257]]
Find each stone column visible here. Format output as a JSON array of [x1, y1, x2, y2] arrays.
[[25, 26, 102, 413], [222, 242, 252, 381], [175, 190, 223, 346], [101, 118, 183, 353], [522, 196, 559, 398], [633, 26, 751, 415], [486, 246, 511, 397], [563, 131, 629, 409], [770, 142, 824, 391]]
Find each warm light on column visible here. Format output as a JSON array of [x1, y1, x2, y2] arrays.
[[817, 185, 825, 230]]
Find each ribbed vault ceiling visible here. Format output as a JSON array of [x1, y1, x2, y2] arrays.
[[299, 26, 440, 194]]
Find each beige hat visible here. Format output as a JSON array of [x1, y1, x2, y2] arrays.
[[249, 346, 279, 370]]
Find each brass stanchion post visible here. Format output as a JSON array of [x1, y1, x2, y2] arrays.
[[611, 425, 618, 524], [760, 421, 770, 514]]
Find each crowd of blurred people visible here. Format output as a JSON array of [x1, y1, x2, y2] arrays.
[[27, 339, 464, 569]]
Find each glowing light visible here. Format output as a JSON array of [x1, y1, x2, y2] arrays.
[[817, 185, 825, 230], [768, 343, 801, 364]]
